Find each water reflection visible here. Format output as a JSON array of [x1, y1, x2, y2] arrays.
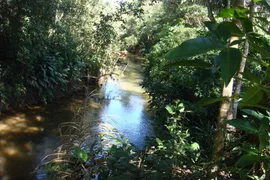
[[99, 62, 154, 148], [0, 61, 154, 179]]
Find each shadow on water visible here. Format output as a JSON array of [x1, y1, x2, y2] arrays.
[[0, 58, 155, 179], [0, 93, 85, 180]]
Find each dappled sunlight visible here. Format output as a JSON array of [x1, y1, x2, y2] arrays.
[[0, 115, 44, 136], [0, 93, 86, 178]]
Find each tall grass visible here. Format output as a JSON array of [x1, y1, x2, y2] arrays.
[[34, 88, 131, 180]]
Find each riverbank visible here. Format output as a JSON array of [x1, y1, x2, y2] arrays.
[[0, 56, 154, 179], [0, 89, 88, 179]]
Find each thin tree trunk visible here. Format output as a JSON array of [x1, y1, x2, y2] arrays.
[[232, 0, 254, 119], [227, 0, 231, 9], [210, 79, 234, 177], [232, 39, 249, 118], [209, 0, 244, 176], [206, 0, 216, 22]]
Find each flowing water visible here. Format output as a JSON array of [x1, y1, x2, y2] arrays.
[[0, 60, 154, 179]]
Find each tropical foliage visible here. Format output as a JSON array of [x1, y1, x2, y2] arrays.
[[1, 0, 270, 179]]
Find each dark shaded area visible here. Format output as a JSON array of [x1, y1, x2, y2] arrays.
[[0, 91, 86, 179]]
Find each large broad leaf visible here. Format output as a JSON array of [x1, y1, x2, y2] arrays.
[[241, 72, 261, 84], [239, 102, 270, 111], [236, 153, 258, 167], [242, 86, 263, 105], [259, 131, 269, 150], [204, 21, 219, 34], [226, 119, 258, 134], [240, 18, 253, 33], [217, 8, 248, 19], [205, 21, 243, 41], [242, 109, 264, 120], [219, 48, 242, 86], [217, 22, 243, 39], [166, 37, 225, 61], [166, 59, 212, 68]]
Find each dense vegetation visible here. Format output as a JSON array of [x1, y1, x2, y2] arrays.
[[1, 0, 270, 179], [0, 0, 121, 107]]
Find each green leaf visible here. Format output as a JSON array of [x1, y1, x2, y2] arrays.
[[217, 22, 243, 38], [165, 105, 175, 115], [240, 18, 253, 33], [196, 97, 226, 106], [239, 102, 270, 111], [226, 119, 258, 133], [156, 138, 163, 146], [189, 142, 200, 151], [205, 21, 243, 41], [242, 86, 263, 105], [241, 72, 261, 84], [204, 21, 219, 33], [234, 8, 249, 18], [219, 48, 242, 86], [74, 147, 88, 162], [236, 153, 258, 167], [166, 59, 212, 68], [242, 109, 264, 120], [217, 8, 235, 18], [166, 37, 225, 61], [264, 66, 270, 81], [259, 131, 269, 150]]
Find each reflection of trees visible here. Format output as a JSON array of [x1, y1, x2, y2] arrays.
[[120, 92, 133, 110]]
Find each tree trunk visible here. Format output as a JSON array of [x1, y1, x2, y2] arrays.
[[209, 79, 234, 177], [210, 0, 245, 177], [232, 0, 254, 119], [206, 0, 216, 22], [232, 39, 249, 118]]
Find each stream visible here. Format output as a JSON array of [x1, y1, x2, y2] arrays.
[[0, 60, 155, 180]]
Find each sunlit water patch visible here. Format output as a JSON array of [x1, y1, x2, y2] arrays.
[[98, 62, 154, 148]]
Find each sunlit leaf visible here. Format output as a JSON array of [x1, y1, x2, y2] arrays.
[[74, 147, 88, 162], [165, 105, 175, 115], [217, 8, 235, 18], [189, 142, 200, 151]]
